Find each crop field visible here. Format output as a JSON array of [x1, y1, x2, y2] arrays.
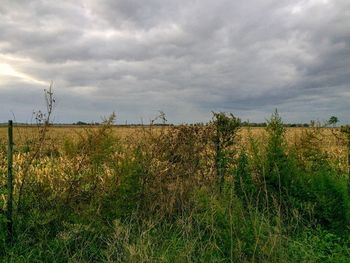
[[1, 114, 350, 262], [0, 125, 347, 171], [0, 125, 345, 150]]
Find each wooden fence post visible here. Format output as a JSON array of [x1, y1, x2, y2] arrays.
[[6, 120, 13, 244], [347, 135, 350, 194]]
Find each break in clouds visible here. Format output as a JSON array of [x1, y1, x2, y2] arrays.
[[0, 0, 349, 124]]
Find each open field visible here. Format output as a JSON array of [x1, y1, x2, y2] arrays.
[[1, 125, 347, 169], [0, 124, 345, 147], [1, 117, 350, 262]]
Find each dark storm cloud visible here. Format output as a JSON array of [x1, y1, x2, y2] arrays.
[[0, 0, 349, 123]]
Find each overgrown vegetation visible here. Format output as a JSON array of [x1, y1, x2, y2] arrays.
[[0, 107, 350, 262]]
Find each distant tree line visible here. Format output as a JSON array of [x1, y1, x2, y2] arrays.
[[0, 115, 343, 128], [73, 121, 100, 126], [241, 122, 311, 128]]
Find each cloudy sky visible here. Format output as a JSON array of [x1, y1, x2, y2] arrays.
[[0, 0, 349, 124]]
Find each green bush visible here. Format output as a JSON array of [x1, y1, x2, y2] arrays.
[[115, 147, 145, 219], [234, 150, 257, 203], [309, 172, 350, 232]]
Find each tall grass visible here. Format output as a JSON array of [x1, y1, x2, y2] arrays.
[[0, 111, 349, 262]]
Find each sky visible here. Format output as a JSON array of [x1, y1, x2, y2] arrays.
[[0, 0, 349, 124]]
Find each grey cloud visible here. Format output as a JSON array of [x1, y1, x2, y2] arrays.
[[0, 0, 349, 124]]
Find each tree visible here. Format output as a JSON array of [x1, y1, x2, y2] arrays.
[[328, 116, 339, 127]]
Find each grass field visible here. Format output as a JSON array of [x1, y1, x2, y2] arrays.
[[0, 124, 345, 148], [1, 115, 350, 262], [0, 125, 347, 170]]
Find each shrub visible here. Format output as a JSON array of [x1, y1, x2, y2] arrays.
[[139, 124, 214, 217], [234, 150, 257, 203], [212, 112, 241, 192]]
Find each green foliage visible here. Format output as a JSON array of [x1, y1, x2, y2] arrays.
[[289, 125, 350, 233], [115, 147, 145, 219], [64, 113, 118, 168], [237, 110, 350, 235], [264, 109, 291, 191], [288, 228, 350, 262], [328, 116, 339, 127], [212, 112, 241, 146], [61, 113, 121, 210], [307, 172, 350, 232], [235, 150, 256, 202], [212, 112, 241, 192], [1, 110, 350, 262]]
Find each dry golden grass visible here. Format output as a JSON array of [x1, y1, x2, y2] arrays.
[[1, 125, 346, 172], [0, 125, 151, 143], [0, 125, 345, 148]]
